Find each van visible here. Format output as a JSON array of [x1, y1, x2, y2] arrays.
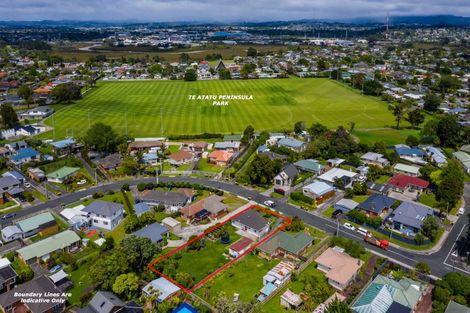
[[357, 227, 368, 236]]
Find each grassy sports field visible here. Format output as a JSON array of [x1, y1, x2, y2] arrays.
[[42, 78, 397, 138]]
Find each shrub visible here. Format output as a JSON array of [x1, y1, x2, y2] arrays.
[[137, 183, 146, 192], [290, 191, 313, 205], [92, 192, 104, 199], [121, 183, 130, 191]]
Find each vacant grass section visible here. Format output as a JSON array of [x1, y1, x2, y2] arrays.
[[42, 78, 395, 138]]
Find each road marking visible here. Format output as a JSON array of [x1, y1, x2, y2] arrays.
[[443, 224, 467, 264]]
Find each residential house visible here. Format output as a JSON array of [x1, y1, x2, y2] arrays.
[[223, 134, 242, 142], [326, 158, 345, 168], [27, 167, 45, 182], [229, 237, 254, 258], [366, 182, 392, 195], [357, 193, 396, 217], [1, 171, 24, 183], [83, 200, 124, 231], [19, 106, 54, 119], [17, 230, 81, 264], [351, 275, 426, 313], [389, 201, 434, 236], [134, 202, 150, 216], [445, 301, 470, 313], [142, 277, 180, 303], [0, 275, 67, 313], [0, 147, 11, 158], [0, 226, 22, 242], [0, 258, 17, 293], [96, 153, 122, 171], [453, 151, 470, 174], [387, 174, 429, 194], [181, 141, 208, 156], [360, 152, 390, 167], [128, 140, 164, 152], [277, 138, 305, 152], [77, 290, 143, 313], [9, 148, 40, 165], [48, 269, 73, 292], [333, 199, 359, 214], [214, 141, 241, 152], [143, 152, 159, 166], [168, 150, 194, 166], [302, 181, 335, 203], [393, 163, 421, 177], [394, 145, 426, 164], [132, 223, 169, 244], [208, 150, 233, 166], [232, 209, 270, 239], [139, 190, 189, 212], [50, 138, 81, 156], [258, 231, 313, 260], [294, 159, 325, 174], [315, 246, 363, 290], [317, 168, 357, 187], [274, 163, 298, 188], [5, 140, 27, 152], [0, 176, 22, 204], [424, 146, 447, 167], [16, 212, 58, 238], [280, 289, 303, 309], [46, 166, 80, 183], [180, 195, 227, 223]]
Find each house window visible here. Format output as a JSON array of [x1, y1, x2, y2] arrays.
[[93, 219, 98, 223], [103, 221, 109, 225]]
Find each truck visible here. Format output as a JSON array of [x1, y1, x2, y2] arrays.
[[364, 233, 389, 250]]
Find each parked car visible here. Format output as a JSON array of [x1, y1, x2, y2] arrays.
[[1, 212, 16, 220], [343, 223, 356, 231], [24, 182, 31, 188], [264, 200, 275, 208], [332, 209, 343, 219], [77, 179, 87, 186], [49, 265, 62, 274], [458, 207, 465, 216]]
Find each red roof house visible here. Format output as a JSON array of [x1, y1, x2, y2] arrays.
[[387, 174, 429, 191]]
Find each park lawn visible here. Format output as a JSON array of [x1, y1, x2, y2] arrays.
[[352, 128, 419, 146], [197, 158, 224, 173], [39, 78, 395, 139], [166, 225, 241, 286], [196, 254, 279, 304], [262, 262, 334, 313]]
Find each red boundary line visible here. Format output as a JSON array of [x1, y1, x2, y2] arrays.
[[147, 204, 292, 293]]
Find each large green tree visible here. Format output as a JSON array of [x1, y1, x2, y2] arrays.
[[82, 122, 123, 153], [183, 68, 197, 81], [325, 299, 352, 313], [119, 235, 157, 270], [436, 160, 465, 211], [247, 154, 281, 186], [52, 82, 82, 103], [423, 92, 441, 112], [112, 273, 139, 299], [0, 104, 19, 129], [389, 100, 412, 129]]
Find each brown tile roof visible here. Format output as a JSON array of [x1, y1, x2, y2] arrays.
[[169, 150, 194, 162], [208, 150, 233, 162], [315, 247, 363, 285]]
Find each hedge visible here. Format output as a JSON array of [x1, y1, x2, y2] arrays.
[[290, 191, 314, 205]]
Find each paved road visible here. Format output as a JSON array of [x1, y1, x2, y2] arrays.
[[2, 176, 468, 278]]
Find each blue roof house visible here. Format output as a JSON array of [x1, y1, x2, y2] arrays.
[[10, 148, 40, 165], [357, 193, 396, 217], [277, 138, 305, 152], [389, 202, 434, 236], [132, 223, 169, 243]]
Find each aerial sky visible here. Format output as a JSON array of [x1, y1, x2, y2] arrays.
[[1, 0, 468, 22]]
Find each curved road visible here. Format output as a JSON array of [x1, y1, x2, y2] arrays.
[[3, 176, 468, 278]]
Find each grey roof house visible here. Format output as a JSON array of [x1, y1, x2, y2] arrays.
[[357, 193, 396, 216], [389, 201, 434, 236], [132, 223, 169, 243], [83, 200, 124, 231], [232, 209, 270, 238], [274, 163, 299, 188]]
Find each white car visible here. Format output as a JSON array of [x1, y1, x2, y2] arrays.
[[343, 223, 356, 231], [458, 207, 465, 216], [24, 182, 31, 188], [77, 179, 87, 186], [264, 200, 275, 208]]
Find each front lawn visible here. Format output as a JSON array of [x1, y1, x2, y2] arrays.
[[196, 158, 224, 173], [418, 193, 438, 208], [223, 193, 248, 211], [322, 206, 336, 218]]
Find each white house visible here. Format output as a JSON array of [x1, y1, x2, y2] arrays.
[[82, 200, 124, 231]]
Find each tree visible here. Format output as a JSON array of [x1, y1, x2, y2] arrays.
[[123, 214, 140, 234], [421, 216, 440, 241], [436, 160, 465, 211], [436, 115, 463, 148], [82, 122, 123, 153], [52, 82, 82, 103], [294, 121, 305, 134], [247, 154, 280, 186], [438, 75, 461, 94], [389, 100, 412, 129], [423, 92, 441, 112], [175, 272, 195, 289], [414, 232, 425, 246], [183, 68, 197, 81], [308, 122, 328, 138], [416, 261, 431, 274], [89, 250, 129, 290], [241, 125, 255, 145], [112, 273, 139, 299], [405, 135, 420, 147], [0, 104, 19, 129], [119, 235, 157, 270], [240, 63, 256, 78], [285, 216, 305, 232], [18, 84, 32, 102], [406, 109, 425, 128], [325, 299, 352, 313], [218, 68, 231, 80], [246, 47, 257, 57], [120, 157, 139, 176], [363, 80, 383, 96]]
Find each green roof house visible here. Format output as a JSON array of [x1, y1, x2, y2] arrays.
[[445, 300, 470, 313], [46, 166, 80, 183], [16, 212, 56, 238], [258, 231, 313, 260], [17, 230, 81, 264], [351, 275, 427, 313], [453, 151, 470, 174]]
